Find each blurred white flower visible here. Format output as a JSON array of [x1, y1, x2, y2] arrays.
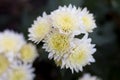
[[0, 30, 26, 53], [28, 12, 52, 44], [19, 43, 38, 63], [0, 30, 37, 79], [78, 73, 101, 80], [8, 63, 35, 80]]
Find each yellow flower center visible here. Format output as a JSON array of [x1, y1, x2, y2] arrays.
[[0, 37, 16, 52], [49, 33, 70, 53], [82, 16, 92, 29], [0, 55, 9, 75], [10, 69, 26, 80], [20, 44, 35, 62], [69, 47, 87, 64], [55, 14, 75, 33]]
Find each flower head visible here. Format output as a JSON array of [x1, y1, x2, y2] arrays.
[[0, 30, 26, 53], [80, 8, 96, 32], [78, 73, 101, 80], [43, 30, 72, 61], [61, 35, 96, 73], [28, 12, 52, 44], [19, 43, 38, 63], [51, 4, 82, 35], [8, 63, 35, 80]]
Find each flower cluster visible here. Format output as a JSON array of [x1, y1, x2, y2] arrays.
[[0, 30, 38, 80], [28, 4, 96, 73], [78, 73, 101, 80]]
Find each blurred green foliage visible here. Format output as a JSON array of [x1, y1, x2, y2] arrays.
[[0, 0, 120, 80]]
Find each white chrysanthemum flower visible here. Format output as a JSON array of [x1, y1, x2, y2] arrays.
[[0, 54, 10, 76], [80, 8, 96, 32], [51, 4, 82, 35], [8, 63, 35, 80], [28, 12, 52, 44], [78, 73, 101, 80], [0, 30, 26, 53], [19, 43, 38, 63], [61, 34, 96, 73], [43, 30, 73, 61]]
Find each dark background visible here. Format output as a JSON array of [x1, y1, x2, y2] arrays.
[[0, 0, 120, 80]]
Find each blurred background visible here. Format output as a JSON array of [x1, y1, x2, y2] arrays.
[[0, 0, 120, 80]]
